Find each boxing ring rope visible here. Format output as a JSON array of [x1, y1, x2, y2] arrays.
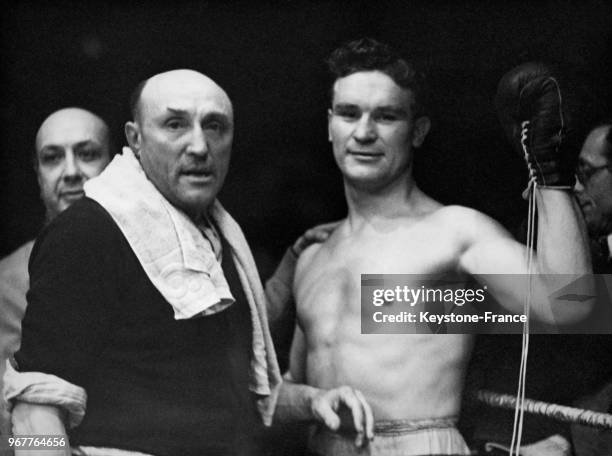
[[475, 389, 612, 430]]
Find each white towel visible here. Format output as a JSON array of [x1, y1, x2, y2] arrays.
[[85, 147, 234, 320]]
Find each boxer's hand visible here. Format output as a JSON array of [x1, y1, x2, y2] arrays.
[[495, 62, 577, 190], [310, 386, 374, 447], [291, 221, 341, 256]]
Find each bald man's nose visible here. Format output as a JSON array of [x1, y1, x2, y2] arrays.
[[62, 152, 84, 183], [186, 126, 209, 156]]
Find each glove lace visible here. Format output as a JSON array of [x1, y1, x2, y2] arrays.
[[520, 121, 537, 199]]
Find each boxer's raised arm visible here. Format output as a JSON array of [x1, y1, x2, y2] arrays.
[[456, 205, 592, 325], [458, 63, 593, 324]]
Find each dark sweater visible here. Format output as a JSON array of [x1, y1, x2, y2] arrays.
[[17, 198, 261, 456]]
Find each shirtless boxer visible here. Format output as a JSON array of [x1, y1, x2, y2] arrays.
[[275, 40, 592, 455]]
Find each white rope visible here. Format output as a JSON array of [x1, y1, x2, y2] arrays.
[[476, 389, 612, 430], [510, 121, 538, 456]]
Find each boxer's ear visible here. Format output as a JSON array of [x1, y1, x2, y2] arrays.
[[124, 121, 142, 156], [412, 116, 431, 148]]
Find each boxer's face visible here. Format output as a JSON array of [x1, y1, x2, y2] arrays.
[[35, 108, 111, 220], [328, 71, 429, 190], [575, 125, 612, 236], [126, 70, 233, 220]]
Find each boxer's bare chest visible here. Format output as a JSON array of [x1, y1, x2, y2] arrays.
[[296, 219, 466, 336]]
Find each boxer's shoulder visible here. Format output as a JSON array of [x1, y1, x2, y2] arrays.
[[431, 205, 510, 239]]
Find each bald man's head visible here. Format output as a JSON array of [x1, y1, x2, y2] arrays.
[[35, 107, 112, 220], [125, 70, 233, 220], [129, 69, 232, 123]]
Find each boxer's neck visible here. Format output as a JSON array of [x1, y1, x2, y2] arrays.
[[343, 174, 427, 229]]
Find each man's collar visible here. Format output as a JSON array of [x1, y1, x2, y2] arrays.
[[198, 216, 222, 261]]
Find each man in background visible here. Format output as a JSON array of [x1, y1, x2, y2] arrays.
[[572, 120, 612, 456], [575, 120, 612, 274], [0, 107, 112, 436]]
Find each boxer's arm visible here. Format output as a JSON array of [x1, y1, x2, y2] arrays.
[[459, 62, 594, 324], [274, 326, 322, 422], [535, 188, 591, 275], [11, 402, 70, 456], [457, 199, 592, 324], [274, 326, 374, 446], [527, 187, 592, 323]]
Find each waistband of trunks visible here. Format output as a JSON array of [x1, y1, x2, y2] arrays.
[[374, 416, 459, 436]]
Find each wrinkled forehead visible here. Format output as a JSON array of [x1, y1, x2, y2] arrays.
[[139, 73, 233, 121], [36, 111, 108, 151], [332, 71, 414, 111]]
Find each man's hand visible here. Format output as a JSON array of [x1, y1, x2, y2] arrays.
[[291, 221, 341, 257], [310, 386, 374, 447], [266, 221, 341, 327]]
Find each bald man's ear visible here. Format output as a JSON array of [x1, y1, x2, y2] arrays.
[[124, 121, 141, 156], [411, 116, 431, 148]]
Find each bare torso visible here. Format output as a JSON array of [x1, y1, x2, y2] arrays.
[[294, 206, 477, 420]]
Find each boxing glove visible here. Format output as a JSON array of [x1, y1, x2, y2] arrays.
[[495, 62, 577, 191]]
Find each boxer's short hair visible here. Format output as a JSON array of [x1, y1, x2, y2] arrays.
[[327, 38, 430, 117]]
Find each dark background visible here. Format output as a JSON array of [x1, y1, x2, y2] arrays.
[[1, 0, 611, 276]]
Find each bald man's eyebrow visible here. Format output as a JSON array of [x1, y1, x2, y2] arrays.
[[39, 140, 100, 150], [166, 107, 231, 118], [39, 145, 63, 153], [73, 140, 102, 148], [166, 107, 190, 116], [165, 107, 232, 127]]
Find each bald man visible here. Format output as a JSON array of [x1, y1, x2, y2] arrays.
[[5, 70, 356, 456], [35, 108, 112, 221], [0, 107, 111, 438]]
